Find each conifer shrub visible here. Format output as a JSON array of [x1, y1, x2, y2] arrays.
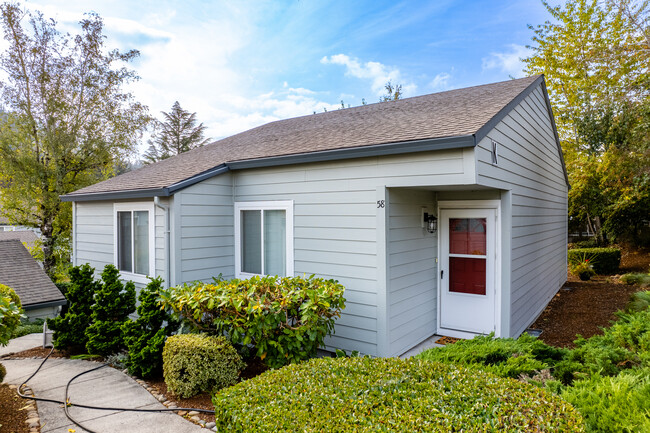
[[47, 264, 99, 351], [0, 362, 5, 382], [212, 357, 584, 432], [122, 277, 179, 378], [567, 248, 621, 275], [85, 265, 136, 356], [0, 284, 23, 346], [160, 275, 346, 368], [415, 333, 567, 380], [163, 334, 244, 398]]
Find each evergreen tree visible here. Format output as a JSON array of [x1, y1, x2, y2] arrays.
[[142, 101, 210, 164], [47, 264, 99, 351], [122, 277, 179, 378], [85, 265, 136, 356]]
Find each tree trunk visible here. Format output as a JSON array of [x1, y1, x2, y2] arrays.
[[40, 218, 56, 279]]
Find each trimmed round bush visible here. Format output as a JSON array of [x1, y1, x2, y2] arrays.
[[212, 357, 585, 432], [163, 334, 244, 398], [0, 362, 6, 382], [568, 248, 621, 275]]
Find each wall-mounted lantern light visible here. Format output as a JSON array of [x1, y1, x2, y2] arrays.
[[423, 212, 437, 234]]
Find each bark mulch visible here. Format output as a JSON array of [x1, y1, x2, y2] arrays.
[[532, 244, 650, 348], [0, 383, 31, 433]]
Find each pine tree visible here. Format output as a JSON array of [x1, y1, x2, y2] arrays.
[[142, 101, 210, 164], [121, 277, 179, 378], [47, 264, 99, 352], [85, 265, 136, 356]]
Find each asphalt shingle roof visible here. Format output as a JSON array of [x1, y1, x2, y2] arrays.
[[0, 230, 39, 249], [0, 239, 65, 308], [67, 75, 542, 197]]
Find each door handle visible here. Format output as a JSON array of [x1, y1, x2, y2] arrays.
[[441, 270, 444, 279]]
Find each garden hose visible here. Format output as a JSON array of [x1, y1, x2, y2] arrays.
[[16, 347, 213, 433]]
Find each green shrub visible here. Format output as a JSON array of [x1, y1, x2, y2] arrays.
[[85, 265, 136, 356], [415, 333, 568, 382], [0, 362, 5, 382], [11, 318, 44, 339], [568, 248, 621, 275], [122, 277, 179, 378], [0, 284, 25, 346], [621, 273, 650, 288], [562, 369, 650, 433], [571, 239, 599, 249], [163, 334, 244, 398], [212, 357, 584, 432], [625, 290, 650, 312], [47, 264, 100, 351], [160, 275, 346, 368]]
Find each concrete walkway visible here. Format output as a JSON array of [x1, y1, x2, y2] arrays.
[[0, 332, 43, 356], [1, 335, 207, 433]]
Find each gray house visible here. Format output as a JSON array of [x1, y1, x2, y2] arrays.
[[62, 75, 569, 357]]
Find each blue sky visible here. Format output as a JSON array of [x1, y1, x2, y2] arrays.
[[21, 0, 557, 149]]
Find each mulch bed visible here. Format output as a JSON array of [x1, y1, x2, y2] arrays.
[[0, 383, 31, 433], [532, 244, 650, 348]]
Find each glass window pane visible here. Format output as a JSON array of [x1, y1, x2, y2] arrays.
[[449, 257, 486, 295], [264, 210, 286, 276], [242, 210, 262, 274], [449, 218, 486, 255], [117, 211, 132, 273], [133, 211, 149, 275]]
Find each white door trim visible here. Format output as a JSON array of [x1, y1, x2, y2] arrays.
[[437, 200, 502, 338]]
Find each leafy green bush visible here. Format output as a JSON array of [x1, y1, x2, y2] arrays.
[[0, 362, 5, 382], [212, 357, 584, 432], [11, 318, 44, 339], [568, 248, 621, 275], [122, 277, 179, 378], [0, 284, 24, 346], [47, 264, 100, 351], [562, 369, 650, 433], [571, 239, 599, 249], [85, 265, 136, 356], [415, 333, 568, 382], [163, 334, 243, 398], [160, 275, 346, 368]]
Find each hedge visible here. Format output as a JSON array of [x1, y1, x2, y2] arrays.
[[163, 334, 244, 398], [160, 275, 346, 368], [212, 357, 584, 432], [568, 248, 621, 274]]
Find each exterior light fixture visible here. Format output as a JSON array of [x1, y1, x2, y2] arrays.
[[424, 212, 437, 234]]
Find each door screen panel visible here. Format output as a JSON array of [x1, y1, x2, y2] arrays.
[[450, 218, 486, 255], [449, 217, 487, 296], [449, 257, 486, 295]]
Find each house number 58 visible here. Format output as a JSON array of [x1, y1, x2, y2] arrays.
[[377, 200, 385, 208]]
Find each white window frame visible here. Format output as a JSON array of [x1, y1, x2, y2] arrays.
[[113, 202, 156, 285], [234, 200, 294, 279]]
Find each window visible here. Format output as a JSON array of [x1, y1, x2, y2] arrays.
[[114, 202, 154, 282], [235, 201, 293, 278]]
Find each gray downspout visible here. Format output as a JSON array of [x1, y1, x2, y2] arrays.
[[153, 196, 171, 289]]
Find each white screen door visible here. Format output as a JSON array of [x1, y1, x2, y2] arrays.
[[439, 208, 496, 335]]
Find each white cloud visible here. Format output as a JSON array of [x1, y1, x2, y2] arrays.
[[429, 72, 452, 92], [321, 54, 416, 97], [481, 44, 531, 78]]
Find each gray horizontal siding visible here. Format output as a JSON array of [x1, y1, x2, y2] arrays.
[[387, 189, 437, 356], [234, 150, 468, 356], [75, 201, 113, 274], [476, 84, 568, 337], [178, 174, 234, 282]]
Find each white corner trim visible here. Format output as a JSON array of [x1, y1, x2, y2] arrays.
[[113, 201, 156, 283], [234, 200, 294, 278]]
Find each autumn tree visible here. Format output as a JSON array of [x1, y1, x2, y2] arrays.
[[142, 101, 210, 164], [381, 81, 403, 102], [523, 0, 649, 244], [0, 3, 149, 278]]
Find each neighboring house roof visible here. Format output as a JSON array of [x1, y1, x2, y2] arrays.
[[62, 74, 567, 202], [0, 230, 39, 250], [0, 239, 66, 309]]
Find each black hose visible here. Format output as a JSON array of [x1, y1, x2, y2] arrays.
[[15, 347, 213, 433]]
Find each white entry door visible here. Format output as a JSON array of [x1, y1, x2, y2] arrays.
[[439, 208, 497, 336]]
